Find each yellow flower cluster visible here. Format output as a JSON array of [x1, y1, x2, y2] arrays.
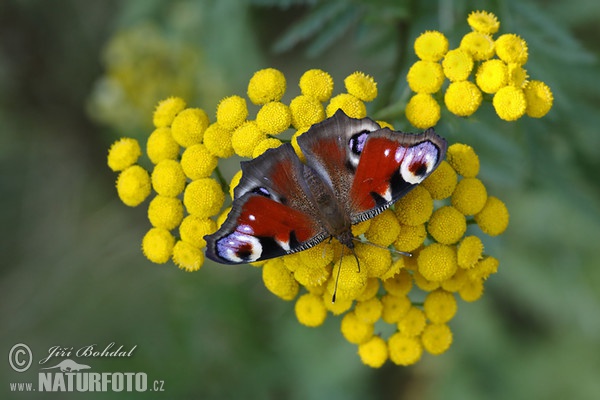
[[107, 68, 509, 367], [406, 10, 553, 127]]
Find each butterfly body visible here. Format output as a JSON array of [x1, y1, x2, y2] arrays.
[[205, 110, 447, 265]]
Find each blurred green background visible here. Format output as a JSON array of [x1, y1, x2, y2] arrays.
[[1, 0, 599, 399]]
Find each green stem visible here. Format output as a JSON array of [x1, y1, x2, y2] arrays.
[[214, 166, 230, 196]]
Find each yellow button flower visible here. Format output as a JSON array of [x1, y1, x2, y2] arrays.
[[495, 33, 528, 65], [289, 95, 325, 129], [355, 297, 383, 324], [344, 71, 378, 101], [441, 268, 468, 292], [179, 215, 217, 248], [153, 96, 186, 128], [341, 311, 374, 344], [356, 244, 392, 279], [383, 269, 413, 296], [395, 186, 433, 226], [444, 80, 482, 117], [295, 293, 327, 327], [252, 138, 283, 158], [507, 63, 528, 88], [256, 101, 291, 135], [418, 243, 458, 282], [216, 95, 248, 129], [299, 242, 334, 269], [421, 323, 453, 355], [172, 240, 204, 272], [451, 177, 488, 215], [524, 80, 553, 118], [381, 294, 411, 323], [181, 144, 218, 180], [326, 93, 367, 118], [393, 223, 426, 252], [460, 31, 495, 61], [459, 278, 484, 302], [457, 235, 484, 269], [171, 108, 209, 148], [356, 277, 380, 301], [413, 269, 441, 291], [380, 257, 405, 281], [427, 206, 467, 245], [424, 289, 457, 323], [323, 294, 353, 315], [405, 93, 441, 129], [422, 160, 457, 200], [414, 30, 449, 62], [247, 68, 286, 105], [397, 306, 426, 337], [476, 59, 508, 94], [442, 48, 474, 82], [183, 178, 225, 218], [294, 263, 331, 287], [142, 228, 175, 264], [388, 333, 423, 366], [116, 165, 151, 207], [358, 336, 388, 368], [146, 127, 180, 164], [365, 209, 401, 246], [299, 69, 334, 102], [232, 121, 268, 158], [107, 137, 141, 172], [407, 61, 445, 94], [203, 123, 235, 158], [151, 159, 186, 197], [327, 255, 367, 301], [474, 196, 509, 236], [351, 219, 371, 237], [493, 86, 526, 121], [262, 258, 299, 301], [147, 195, 184, 230], [468, 256, 499, 281], [447, 143, 480, 178], [467, 10, 500, 35]]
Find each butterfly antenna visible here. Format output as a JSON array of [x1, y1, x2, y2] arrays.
[[351, 237, 412, 257], [331, 246, 345, 303]]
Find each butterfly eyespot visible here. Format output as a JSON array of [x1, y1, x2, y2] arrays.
[[348, 130, 371, 156], [251, 186, 271, 198], [216, 232, 262, 263]]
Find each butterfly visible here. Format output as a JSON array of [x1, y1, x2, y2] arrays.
[[205, 109, 447, 265]]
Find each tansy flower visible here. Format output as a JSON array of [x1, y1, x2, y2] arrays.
[[394, 223, 427, 252], [476, 59, 508, 94], [474, 196, 510, 236], [413, 269, 441, 292], [294, 263, 331, 287], [256, 102, 291, 135], [171, 108, 209, 147], [421, 323, 453, 355], [180, 144, 218, 180], [358, 336, 388, 368], [459, 278, 485, 302], [467, 10, 500, 35], [142, 228, 175, 264], [116, 165, 151, 207], [397, 307, 426, 337], [407, 61, 445, 94], [442, 48, 474, 82], [216, 95, 248, 129], [468, 256, 499, 281], [446, 143, 480, 178], [445, 81, 482, 117], [405, 93, 441, 129], [383, 270, 413, 297], [326, 93, 366, 118], [381, 294, 411, 323], [457, 236, 484, 269], [460, 31, 495, 61], [151, 160, 186, 197], [232, 121, 268, 157], [153, 96, 186, 128], [417, 243, 458, 282], [493, 86, 526, 121], [395, 186, 433, 226], [107, 138, 141, 171], [355, 297, 383, 324], [262, 258, 299, 301], [365, 209, 401, 247], [298, 242, 334, 269], [295, 293, 327, 327], [356, 278, 380, 301], [172, 240, 204, 272], [424, 289, 457, 324], [344, 71, 378, 101], [289, 95, 325, 129], [524, 80, 553, 118], [388, 333, 422, 366], [147, 195, 184, 230], [507, 63, 529, 88], [326, 255, 367, 301], [183, 178, 225, 218], [421, 161, 458, 200], [451, 177, 488, 215], [178, 215, 216, 249], [203, 123, 235, 158], [495, 33, 528, 65], [341, 312, 374, 344], [252, 138, 283, 158], [441, 268, 468, 293], [414, 30, 449, 62], [299, 69, 334, 102], [427, 206, 467, 245], [146, 127, 180, 164], [247, 68, 287, 105]]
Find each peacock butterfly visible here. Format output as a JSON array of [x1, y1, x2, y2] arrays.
[[205, 109, 447, 265]]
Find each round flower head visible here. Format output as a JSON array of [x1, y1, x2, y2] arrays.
[[460, 32, 495, 61], [447, 143, 480, 178], [344, 71, 378, 101], [427, 206, 467, 245], [421, 323, 453, 355], [413, 269, 441, 292], [474, 196, 509, 236], [457, 235, 484, 269], [256, 101, 291, 135], [524, 80, 553, 118], [441, 268, 468, 292], [356, 277, 380, 301], [467, 10, 500, 35], [247, 68, 286, 105], [395, 186, 433, 225], [289, 95, 325, 129], [341, 312, 374, 344], [326, 93, 366, 118], [469, 256, 499, 281], [299, 69, 334, 101], [442, 48, 474, 82], [422, 161, 457, 200], [183, 178, 225, 218], [414, 30, 449, 62], [323, 294, 353, 315], [405, 93, 441, 129], [298, 242, 334, 269], [444, 81, 482, 117], [459, 278, 484, 302], [147, 195, 184, 230], [172, 240, 204, 272], [355, 244, 392, 279], [495, 34, 528, 65], [116, 165, 151, 207], [452, 177, 488, 215], [394, 223, 426, 252], [151, 159, 186, 197], [424, 289, 457, 323], [407, 61, 445, 94], [354, 297, 383, 324], [295, 293, 327, 327], [203, 123, 234, 158], [179, 215, 217, 248], [380, 258, 405, 281], [351, 219, 371, 237], [397, 306, 426, 337], [381, 294, 411, 323], [294, 263, 331, 288], [181, 144, 218, 180], [365, 209, 401, 246], [142, 228, 175, 264], [252, 138, 283, 158], [493, 86, 526, 121], [507, 63, 529, 88], [383, 269, 413, 297], [358, 336, 388, 368], [232, 121, 268, 158], [107, 138, 141, 171], [216, 95, 248, 130], [146, 127, 180, 164], [476, 59, 508, 94], [171, 108, 210, 147], [327, 255, 367, 301], [153, 96, 186, 128], [418, 243, 458, 282], [388, 333, 422, 366], [262, 258, 299, 300]]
